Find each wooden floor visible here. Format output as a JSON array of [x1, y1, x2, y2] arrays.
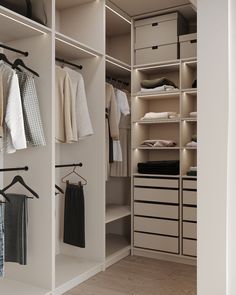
[[65, 256, 197, 295]]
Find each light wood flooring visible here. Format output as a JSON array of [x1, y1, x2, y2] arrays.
[[65, 256, 197, 295]]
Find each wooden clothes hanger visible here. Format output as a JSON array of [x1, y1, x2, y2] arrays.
[[2, 175, 39, 199], [61, 166, 87, 186]]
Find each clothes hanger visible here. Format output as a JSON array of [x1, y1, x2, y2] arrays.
[[12, 58, 40, 77], [0, 53, 13, 67], [61, 166, 87, 186], [2, 175, 39, 199], [55, 184, 64, 195], [0, 189, 10, 203]]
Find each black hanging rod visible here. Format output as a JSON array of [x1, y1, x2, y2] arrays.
[[55, 163, 83, 168], [106, 76, 129, 86], [0, 44, 28, 57], [0, 166, 29, 172], [56, 58, 83, 70]]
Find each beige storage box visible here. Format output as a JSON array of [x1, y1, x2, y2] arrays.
[[135, 43, 178, 65], [135, 12, 187, 49], [179, 33, 197, 58], [134, 12, 187, 65], [182, 239, 197, 257]]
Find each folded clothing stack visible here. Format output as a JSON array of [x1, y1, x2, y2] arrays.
[[187, 166, 197, 176], [141, 112, 179, 121], [140, 77, 178, 93], [186, 134, 197, 147], [140, 139, 176, 147], [138, 160, 180, 175]]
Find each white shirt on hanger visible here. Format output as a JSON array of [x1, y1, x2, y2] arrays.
[[64, 67, 94, 139], [0, 62, 27, 153]]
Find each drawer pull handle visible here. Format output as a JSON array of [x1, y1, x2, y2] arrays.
[[152, 22, 158, 26], [152, 46, 158, 50], [190, 39, 197, 44]]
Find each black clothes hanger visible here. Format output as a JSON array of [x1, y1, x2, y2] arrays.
[[0, 53, 13, 67], [12, 58, 40, 77], [0, 189, 10, 203], [61, 166, 87, 186], [55, 184, 64, 195], [2, 175, 39, 199]]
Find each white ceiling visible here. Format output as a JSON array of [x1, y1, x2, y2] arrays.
[[109, 0, 191, 17]]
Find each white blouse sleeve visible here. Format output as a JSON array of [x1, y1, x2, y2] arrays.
[[5, 73, 27, 153]]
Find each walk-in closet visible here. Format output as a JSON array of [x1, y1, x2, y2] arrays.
[[0, 0, 201, 294]]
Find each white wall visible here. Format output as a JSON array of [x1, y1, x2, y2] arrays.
[[198, 0, 229, 294], [227, 0, 236, 294]]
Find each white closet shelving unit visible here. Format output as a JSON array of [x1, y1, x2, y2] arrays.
[[0, 0, 197, 294], [105, 2, 132, 269]]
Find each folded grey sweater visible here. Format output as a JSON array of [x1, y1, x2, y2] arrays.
[[140, 77, 177, 89]]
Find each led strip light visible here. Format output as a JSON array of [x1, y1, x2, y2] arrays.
[[105, 5, 131, 24]]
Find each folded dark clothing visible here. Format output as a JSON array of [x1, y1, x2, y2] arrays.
[[187, 170, 197, 176], [191, 134, 197, 142], [138, 160, 179, 175], [140, 77, 177, 89], [192, 79, 197, 88]]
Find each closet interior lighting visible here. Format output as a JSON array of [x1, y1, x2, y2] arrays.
[[0, 12, 47, 35], [56, 37, 100, 58], [136, 92, 179, 98], [183, 60, 197, 65], [106, 59, 131, 72], [135, 63, 180, 71], [105, 5, 131, 24]]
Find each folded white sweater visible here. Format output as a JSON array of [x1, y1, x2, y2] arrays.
[[141, 112, 178, 121]]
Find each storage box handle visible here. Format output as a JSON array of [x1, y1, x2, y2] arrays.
[[152, 46, 158, 50], [152, 22, 158, 26], [190, 39, 197, 44]]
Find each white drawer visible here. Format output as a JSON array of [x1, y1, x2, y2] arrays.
[[134, 216, 179, 236], [135, 43, 178, 65], [134, 177, 179, 188], [183, 207, 197, 222], [134, 232, 179, 253], [135, 19, 178, 49], [179, 33, 197, 59], [183, 190, 197, 206], [134, 202, 178, 219], [183, 222, 197, 239], [134, 187, 179, 203], [183, 180, 197, 190], [183, 239, 197, 257]]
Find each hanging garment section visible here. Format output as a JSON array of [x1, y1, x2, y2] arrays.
[[0, 46, 45, 153], [0, 166, 39, 277], [106, 82, 131, 179], [55, 164, 87, 248], [55, 61, 94, 143]]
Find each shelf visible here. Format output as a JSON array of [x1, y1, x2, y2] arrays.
[[0, 279, 50, 295], [55, 31, 103, 60], [182, 88, 197, 93], [55, 254, 103, 293], [106, 204, 131, 224], [0, 6, 51, 42], [182, 175, 197, 179], [182, 89, 197, 95], [106, 5, 131, 37], [133, 173, 180, 178], [182, 118, 197, 122], [133, 90, 180, 100], [56, 0, 95, 10], [135, 147, 180, 150], [106, 234, 131, 267], [182, 59, 197, 69], [134, 119, 180, 124], [106, 55, 131, 78], [134, 59, 180, 74]]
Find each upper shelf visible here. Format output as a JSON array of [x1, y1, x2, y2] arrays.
[[0, 5, 51, 42], [56, 32, 103, 60], [56, 0, 95, 10], [134, 60, 180, 74], [106, 55, 131, 78]]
